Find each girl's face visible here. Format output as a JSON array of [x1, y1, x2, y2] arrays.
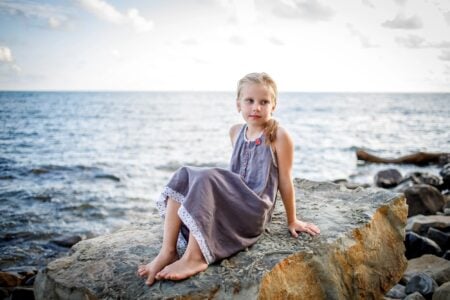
[[237, 83, 275, 127]]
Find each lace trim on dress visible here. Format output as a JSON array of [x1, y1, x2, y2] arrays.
[[156, 186, 215, 264]]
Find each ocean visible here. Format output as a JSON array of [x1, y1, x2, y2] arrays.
[[0, 91, 449, 269]]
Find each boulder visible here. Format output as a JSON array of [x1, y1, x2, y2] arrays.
[[406, 215, 450, 236], [385, 283, 406, 298], [405, 273, 438, 298], [432, 281, 450, 300], [405, 232, 442, 259], [35, 179, 408, 300], [375, 169, 403, 188], [404, 172, 443, 189], [403, 255, 450, 286], [405, 185, 445, 217], [426, 227, 450, 250], [404, 291, 426, 300], [440, 163, 450, 191]]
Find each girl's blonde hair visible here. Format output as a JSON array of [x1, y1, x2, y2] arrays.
[[236, 72, 279, 145]]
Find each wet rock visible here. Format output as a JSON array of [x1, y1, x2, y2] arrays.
[[0, 271, 23, 287], [332, 179, 370, 189], [385, 283, 406, 298], [403, 255, 450, 286], [394, 177, 417, 193], [440, 163, 450, 191], [406, 215, 450, 236], [442, 250, 450, 260], [50, 235, 82, 248], [405, 232, 442, 259], [404, 291, 426, 300], [375, 169, 403, 188], [426, 227, 450, 250], [35, 179, 408, 300], [405, 273, 438, 299], [405, 185, 445, 217], [11, 287, 35, 300], [432, 281, 450, 300], [404, 172, 443, 189]]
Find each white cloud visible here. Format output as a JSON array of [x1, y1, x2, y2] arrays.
[[77, 0, 153, 33], [229, 35, 245, 45], [361, 0, 375, 9], [273, 0, 334, 22], [0, 0, 71, 29], [382, 14, 423, 29], [268, 36, 284, 46], [346, 24, 378, 48], [393, 0, 407, 6], [439, 50, 450, 61], [444, 11, 450, 26], [0, 46, 13, 62], [396, 35, 450, 48]]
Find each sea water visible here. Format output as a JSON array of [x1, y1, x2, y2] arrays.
[[0, 91, 449, 268]]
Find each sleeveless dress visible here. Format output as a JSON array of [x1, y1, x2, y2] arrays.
[[156, 124, 279, 264]]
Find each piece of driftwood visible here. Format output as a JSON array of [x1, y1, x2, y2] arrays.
[[356, 150, 450, 166]]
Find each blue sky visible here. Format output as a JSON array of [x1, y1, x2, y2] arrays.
[[0, 0, 449, 91]]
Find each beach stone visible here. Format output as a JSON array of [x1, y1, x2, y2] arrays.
[[404, 291, 426, 300], [405, 185, 445, 217], [385, 283, 406, 298], [375, 168, 403, 188], [426, 227, 450, 250], [34, 179, 408, 300], [11, 287, 35, 300], [0, 271, 23, 287], [404, 172, 443, 189], [432, 281, 450, 300], [442, 250, 450, 260], [405, 232, 442, 259], [406, 215, 450, 236], [394, 177, 417, 193], [403, 255, 450, 286], [50, 235, 82, 248], [405, 273, 438, 298], [440, 164, 450, 191]]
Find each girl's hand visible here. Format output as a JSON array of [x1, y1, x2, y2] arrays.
[[288, 219, 320, 237]]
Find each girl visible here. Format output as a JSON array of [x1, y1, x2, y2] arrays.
[[137, 72, 320, 286]]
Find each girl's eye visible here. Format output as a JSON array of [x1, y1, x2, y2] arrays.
[[245, 99, 253, 103]]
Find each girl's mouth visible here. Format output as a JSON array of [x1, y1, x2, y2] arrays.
[[249, 115, 261, 119]]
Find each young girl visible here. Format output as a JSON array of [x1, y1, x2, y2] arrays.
[[137, 72, 320, 286]]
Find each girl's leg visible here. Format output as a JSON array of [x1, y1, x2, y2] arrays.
[[137, 197, 181, 286], [155, 231, 208, 281]]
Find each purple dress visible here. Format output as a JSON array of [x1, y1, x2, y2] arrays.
[[156, 124, 279, 264]]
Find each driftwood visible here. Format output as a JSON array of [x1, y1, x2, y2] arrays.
[[356, 150, 450, 166]]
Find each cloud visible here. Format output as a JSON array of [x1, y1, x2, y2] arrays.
[[229, 35, 245, 45], [382, 14, 423, 29], [395, 34, 450, 48], [393, 0, 407, 5], [273, 0, 334, 22], [0, 47, 13, 62], [439, 50, 450, 61], [0, 46, 21, 74], [346, 23, 378, 48], [444, 11, 450, 26], [0, 0, 71, 29], [77, 0, 153, 33], [361, 0, 375, 9], [268, 36, 284, 46]]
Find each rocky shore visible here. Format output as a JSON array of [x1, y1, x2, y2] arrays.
[[29, 178, 408, 299], [335, 161, 450, 299]]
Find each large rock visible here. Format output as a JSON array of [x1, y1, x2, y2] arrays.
[[405, 184, 445, 217], [375, 168, 403, 188], [35, 179, 408, 300], [406, 215, 450, 236], [403, 255, 450, 286]]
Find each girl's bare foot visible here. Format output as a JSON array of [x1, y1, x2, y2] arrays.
[[155, 255, 208, 281], [137, 250, 178, 286]]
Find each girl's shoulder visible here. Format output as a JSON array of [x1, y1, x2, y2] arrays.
[[273, 125, 294, 152], [229, 123, 245, 146]]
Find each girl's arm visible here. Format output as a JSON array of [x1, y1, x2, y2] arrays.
[[274, 127, 320, 237]]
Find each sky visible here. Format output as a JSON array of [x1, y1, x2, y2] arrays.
[[0, 0, 449, 92]]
